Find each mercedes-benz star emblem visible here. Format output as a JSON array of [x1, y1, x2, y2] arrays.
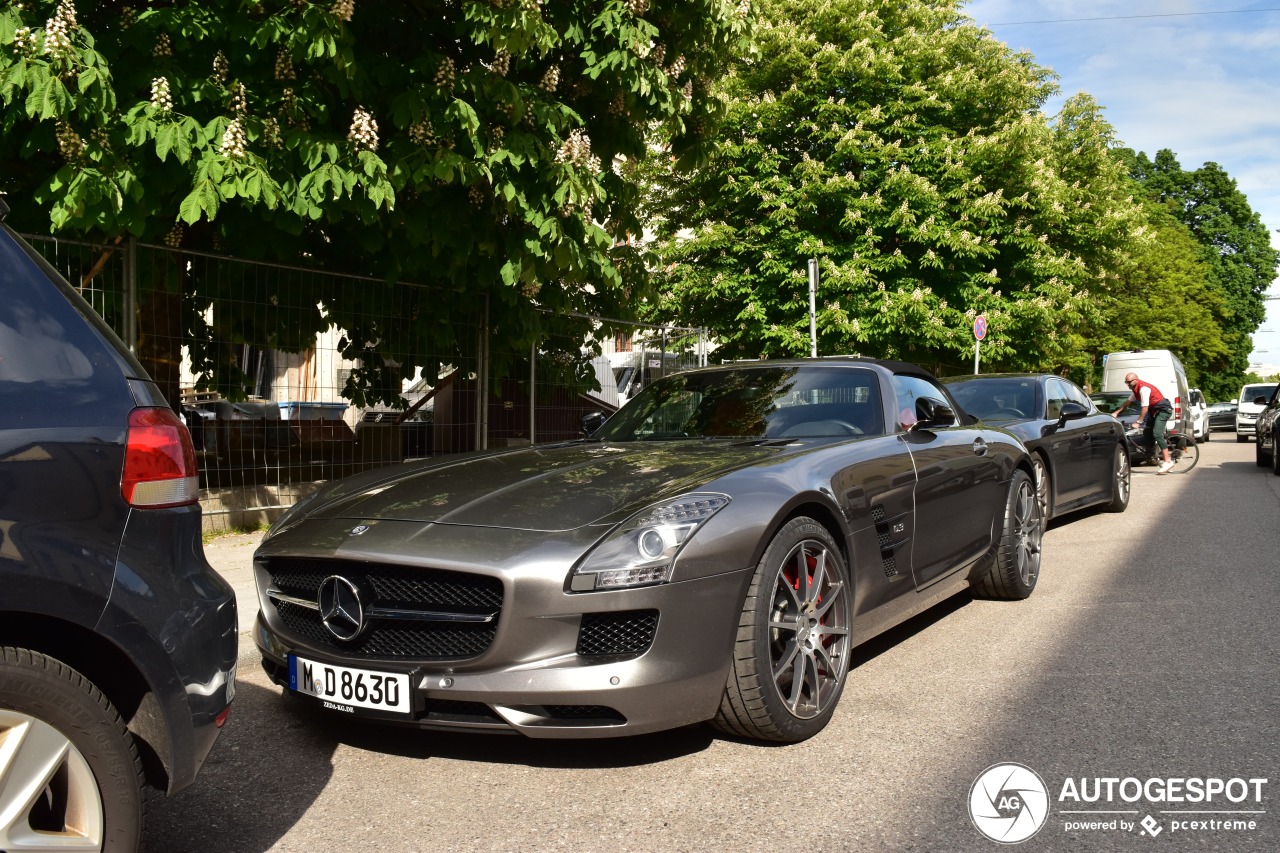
[[318, 575, 365, 641]]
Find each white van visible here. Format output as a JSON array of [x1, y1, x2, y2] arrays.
[[1235, 381, 1279, 442], [1101, 350, 1192, 435]]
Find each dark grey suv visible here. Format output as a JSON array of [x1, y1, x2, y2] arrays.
[[0, 199, 238, 850]]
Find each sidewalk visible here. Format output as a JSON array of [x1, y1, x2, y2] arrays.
[[203, 530, 264, 633]]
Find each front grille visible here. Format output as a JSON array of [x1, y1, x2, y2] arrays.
[[265, 558, 502, 660], [576, 610, 659, 659]]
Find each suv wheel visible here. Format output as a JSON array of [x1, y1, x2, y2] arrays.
[[0, 648, 144, 852]]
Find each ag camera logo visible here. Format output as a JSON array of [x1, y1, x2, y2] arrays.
[[969, 763, 1050, 844]]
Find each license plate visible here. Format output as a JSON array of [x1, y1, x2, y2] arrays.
[[288, 654, 412, 716]]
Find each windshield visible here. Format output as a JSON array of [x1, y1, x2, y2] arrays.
[[1089, 392, 1131, 414], [595, 365, 885, 441], [1239, 384, 1277, 404], [946, 377, 1040, 420]]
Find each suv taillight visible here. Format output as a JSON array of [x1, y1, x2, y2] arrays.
[[1173, 396, 1182, 421], [121, 407, 199, 508]]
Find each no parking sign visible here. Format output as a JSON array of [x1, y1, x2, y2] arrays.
[[973, 314, 987, 374]]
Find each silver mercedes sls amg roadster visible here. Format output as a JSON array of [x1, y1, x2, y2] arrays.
[[253, 358, 1043, 743]]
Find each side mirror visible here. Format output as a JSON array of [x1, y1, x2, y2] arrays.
[[580, 411, 607, 437], [911, 397, 956, 430], [1058, 401, 1088, 425]]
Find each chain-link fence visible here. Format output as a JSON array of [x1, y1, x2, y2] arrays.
[[24, 233, 708, 532]]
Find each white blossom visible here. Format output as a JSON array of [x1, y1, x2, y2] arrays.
[[331, 0, 354, 22], [219, 118, 248, 158], [150, 77, 174, 112], [42, 0, 76, 58], [347, 107, 379, 151]]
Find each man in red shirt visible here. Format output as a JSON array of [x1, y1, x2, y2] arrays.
[[1113, 372, 1175, 473]]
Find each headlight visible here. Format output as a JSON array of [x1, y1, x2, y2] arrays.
[[569, 493, 730, 592]]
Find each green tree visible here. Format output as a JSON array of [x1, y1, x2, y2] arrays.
[[1116, 148, 1279, 399], [1, 0, 749, 404], [1083, 201, 1229, 391], [638, 0, 1144, 374]]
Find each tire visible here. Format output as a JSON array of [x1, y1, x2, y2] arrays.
[[1170, 437, 1199, 473], [0, 647, 144, 853], [1030, 453, 1052, 521], [1272, 432, 1280, 477], [1237, 433, 1248, 443], [1256, 438, 1268, 467], [1201, 428, 1210, 442], [713, 517, 852, 743], [972, 469, 1042, 600], [1104, 443, 1131, 513]]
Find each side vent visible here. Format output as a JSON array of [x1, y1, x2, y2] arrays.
[[871, 504, 905, 579]]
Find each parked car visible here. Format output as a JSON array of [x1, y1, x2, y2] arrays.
[[945, 374, 1129, 521], [1188, 387, 1210, 441], [0, 198, 238, 850], [1253, 386, 1280, 473], [1235, 383, 1279, 442], [253, 359, 1043, 743], [1207, 401, 1239, 431]]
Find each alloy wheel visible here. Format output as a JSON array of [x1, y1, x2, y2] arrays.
[[768, 540, 851, 720]]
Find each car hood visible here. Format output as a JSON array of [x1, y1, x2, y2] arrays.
[[294, 440, 792, 532]]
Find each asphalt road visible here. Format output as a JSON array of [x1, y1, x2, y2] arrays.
[[158, 435, 1279, 852]]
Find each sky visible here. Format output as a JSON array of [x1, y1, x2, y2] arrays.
[[963, 0, 1280, 377]]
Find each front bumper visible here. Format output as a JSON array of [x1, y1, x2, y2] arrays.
[[255, 562, 754, 738], [1236, 416, 1258, 437]]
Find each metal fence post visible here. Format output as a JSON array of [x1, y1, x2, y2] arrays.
[[530, 339, 536, 445], [124, 237, 138, 353]]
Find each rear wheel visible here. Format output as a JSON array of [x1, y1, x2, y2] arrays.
[[1272, 432, 1280, 477], [973, 469, 1042, 600], [1170, 437, 1199, 473], [1256, 437, 1270, 467], [0, 647, 144, 853], [1104, 443, 1131, 513], [713, 518, 852, 743]]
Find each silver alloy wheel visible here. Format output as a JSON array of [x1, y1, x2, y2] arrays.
[[0, 709, 104, 851], [1011, 476, 1043, 587], [1115, 445, 1131, 503], [1031, 455, 1050, 521], [768, 539, 851, 720]]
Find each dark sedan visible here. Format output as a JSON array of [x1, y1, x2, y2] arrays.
[[1207, 401, 1238, 431], [945, 374, 1129, 521], [254, 359, 1043, 743]]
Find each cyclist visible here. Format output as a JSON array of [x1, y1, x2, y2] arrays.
[[1113, 371, 1175, 473]]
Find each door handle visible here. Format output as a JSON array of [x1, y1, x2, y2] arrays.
[[972, 438, 988, 456]]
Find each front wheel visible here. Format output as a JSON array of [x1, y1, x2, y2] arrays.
[[972, 469, 1043, 600], [1104, 443, 1131, 512], [0, 647, 144, 853], [1170, 437, 1199, 472], [1272, 432, 1280, 477], [713, 517, 853, 743]]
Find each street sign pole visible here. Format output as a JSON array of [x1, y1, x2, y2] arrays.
[[807, 258, 818, 357], [973, 314, 987, 375]]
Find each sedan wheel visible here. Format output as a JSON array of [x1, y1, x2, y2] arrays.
[[1104, 443, 1131, 513], [0, 648, 143, 853], [973, 469, 1042, 600], [713, 517, 852, 743]]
